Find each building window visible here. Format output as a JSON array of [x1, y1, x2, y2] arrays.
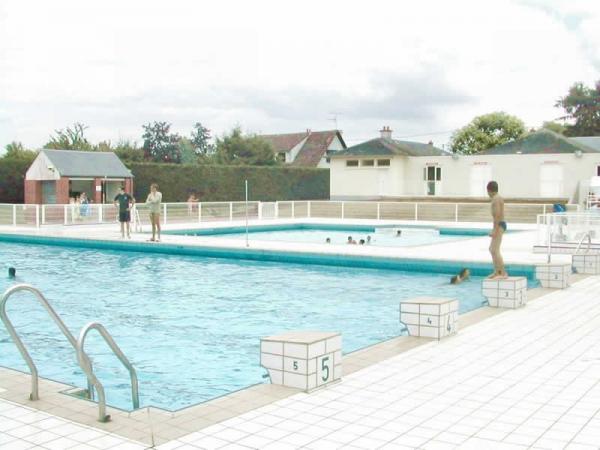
[[361, 159, 375, 167], [377, 159, 390, 167], [346, 160, 359, 167], [276, 152, 286, 162], [326, 157, 331, 163]]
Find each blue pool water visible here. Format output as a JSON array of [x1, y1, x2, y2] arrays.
[[168, 224, 491, 247], [0, 240, 532, 411]]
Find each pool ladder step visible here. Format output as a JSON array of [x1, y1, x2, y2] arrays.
[[0, 283, 140, 422]]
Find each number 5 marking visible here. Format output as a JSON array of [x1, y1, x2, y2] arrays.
[[293, 361, 298, 370], [321, 356, 330, 382]]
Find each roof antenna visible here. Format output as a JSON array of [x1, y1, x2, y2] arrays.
[[328, 113, 341, 130]]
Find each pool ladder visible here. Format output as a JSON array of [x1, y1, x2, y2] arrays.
[[0, 284, 140, 422]]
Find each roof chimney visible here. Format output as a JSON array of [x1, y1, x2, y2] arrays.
[[379, 126, 392, 139]]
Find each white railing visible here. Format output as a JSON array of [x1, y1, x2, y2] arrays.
[[0, 200, 578, 229], [537, 212, 600, 248]]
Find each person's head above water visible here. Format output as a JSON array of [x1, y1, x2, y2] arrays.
[[8, 267, 16, 278], [366, 235, 371, 242], [359, 239, 365, 245], [325, 237, 331, 243], [347, 236, 352, 242], [396, 230, 402, 236], [459, 268, 470, 278], [450, 275, 459, 284]]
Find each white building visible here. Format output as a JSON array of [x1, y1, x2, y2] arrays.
[[259, 129, 346, 168], [330, 127, 600, 204]]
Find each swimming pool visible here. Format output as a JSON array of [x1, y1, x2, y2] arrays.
[[0, 239, 535, 412], [167, 223, 492, 247]]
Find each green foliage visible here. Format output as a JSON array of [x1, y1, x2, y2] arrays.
[[111, 140, 145, 162], [555, 80, 600, 137], [128, 162, 329, 202], [541, 121, 567, 135], [450, 112, 526, 154], [44, 122, 94, 150], [190, 122, 214, 156], [0, 143, 38, 203], [214, 127, 278, 166], [142, 121, 181, 163]]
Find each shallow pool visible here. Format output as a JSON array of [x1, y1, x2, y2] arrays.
[[170, 224, 490, 247], [0, 241, 520, 411]]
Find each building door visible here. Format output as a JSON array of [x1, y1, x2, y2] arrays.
[[540, 163, 563, 197], [470, 164, 492, 197], [41, 181, 56, 204], [424, 166, 441, 195]]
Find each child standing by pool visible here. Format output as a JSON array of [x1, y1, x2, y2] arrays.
[[114, 185, 135, 239], [146, 183, 162, 242]]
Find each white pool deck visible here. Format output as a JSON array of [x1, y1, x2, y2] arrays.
[[1, 219, 597, 450]]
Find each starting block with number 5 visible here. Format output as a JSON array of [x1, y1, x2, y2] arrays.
[[260, 331, 342, 392]]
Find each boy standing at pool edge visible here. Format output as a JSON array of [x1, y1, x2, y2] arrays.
[[114, 185, 135, 239], [487, 181, 508, 279]]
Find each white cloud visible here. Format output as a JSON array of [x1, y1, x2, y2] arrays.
[[0, 0, 598, 151]]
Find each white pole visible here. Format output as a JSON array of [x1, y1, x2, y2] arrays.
[[198, 202, 202, 223], [245, 180, 249, 247]]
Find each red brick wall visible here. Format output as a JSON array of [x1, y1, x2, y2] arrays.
[[93, 178, 102, 203], [125, 178, 133, 197], [56, 177, 70, 204], [24, 180, 42, 204]]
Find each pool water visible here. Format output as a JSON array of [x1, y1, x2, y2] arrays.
[[172, 224, 490, 247], [1, 242, 503, 411], [215, 229, 469, 246]]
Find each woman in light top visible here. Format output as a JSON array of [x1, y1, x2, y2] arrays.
[[146, 183, 162, 242]]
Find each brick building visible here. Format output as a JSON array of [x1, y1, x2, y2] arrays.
[[24, 150, 133, 204]]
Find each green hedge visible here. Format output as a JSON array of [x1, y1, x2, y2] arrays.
[[128, 163, 330, 202], [0, 154, 37, 203]]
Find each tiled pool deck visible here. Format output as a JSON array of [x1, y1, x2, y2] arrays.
[[1, 219, 597, 449]]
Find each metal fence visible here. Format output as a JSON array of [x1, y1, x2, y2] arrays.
[[0, 201, 578, 229], [537, 212, 600, 246]]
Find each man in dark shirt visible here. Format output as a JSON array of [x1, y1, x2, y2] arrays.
[[113, 186, 135, 239]]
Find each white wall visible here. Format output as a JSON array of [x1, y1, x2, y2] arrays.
[[330, 157, 405, 198], [331, 153, 600, 202], [317, 134, 346, 168], [25, 152, 60, 181], [288, 136, 309, 163]]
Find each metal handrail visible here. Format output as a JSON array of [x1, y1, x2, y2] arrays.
[[0, 284, 94, 401], [133, 205, 142, 233], [77, 322, 139, 422], [575, 232, 592, 255]]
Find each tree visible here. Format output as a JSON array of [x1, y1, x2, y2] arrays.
[[541, 121, 567, 135], [142, 121, 181, 163], [179, 138, 198, 164], [112, 140, 144, 162], [214, 127, 278, 166], [44, 122, 94, 150], [555, 80, 600, 137], [190, 122, 214, 156], [0, 143, 37, 203], [450, 112, 526, 154]]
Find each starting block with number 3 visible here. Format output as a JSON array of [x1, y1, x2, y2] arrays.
[[260, 331, 342, 392]]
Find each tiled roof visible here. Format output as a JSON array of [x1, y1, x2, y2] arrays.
[[42, 149, 133, 177], [258, 130, 346, 166], [332, 138, 447, 157], [259, 132, 308, 153], [479, 130, 600, 155], [292, 131, 345, 167]]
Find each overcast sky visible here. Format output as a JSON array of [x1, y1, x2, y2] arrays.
[[0, 0, 598, 152]]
